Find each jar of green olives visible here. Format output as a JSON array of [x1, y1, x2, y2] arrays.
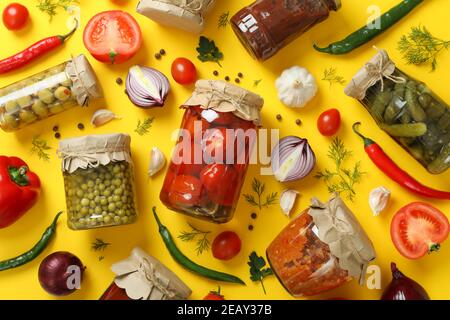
[[58, 134, 138, 230], [0, 54, 102, 132], [346, 50, 450, 174]]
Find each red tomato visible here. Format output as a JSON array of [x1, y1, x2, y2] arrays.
[[168, 175, 203, 206], [203, 288, 225, 300], [391, 202, 449, 259], [214, 112, 236, 126], [170, 142, 204, 176], [202, 127, 229, 163], [171, 58, 197, 85], [200, 164, 238, 206], [2, 3, 29, 30], [200, 164, 228, 192], [182, 109, 210, 143], [83, 10, 142, 64], [212, 231, 242, 261], [317, 108, 341, 136]]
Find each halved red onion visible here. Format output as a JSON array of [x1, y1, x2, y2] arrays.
[[126, 65, 170, 109], [271, 136, 316, 182]]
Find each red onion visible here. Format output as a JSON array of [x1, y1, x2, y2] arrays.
[[381, 262, 430, 300], [38, 251, 85, 296], [271, 136, 316, 182], [126, 65, 170, 108]]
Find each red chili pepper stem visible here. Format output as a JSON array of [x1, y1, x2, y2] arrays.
[[58, 20, 78, 43], [353, 122, 376, 147], [8, 166, 29, 187]]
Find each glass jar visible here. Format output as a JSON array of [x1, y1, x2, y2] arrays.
[[0, 54, 102, 132], [58, 134, 138, 230], [345, 50, 450, 174], [137, 0, 216, 33], [231, 0, 341, 61], [267, 195, 376, 297], [160, 80, 264, 223]]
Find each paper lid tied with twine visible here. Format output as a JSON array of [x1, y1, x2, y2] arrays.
[[65, 54, 103, 106], [344, 49, 406, 100], [183, 80, 264, 126], [308, 194, 377, 285], [137, 0, 216, 33], [58, 134, 132, 174], [111, 247, 192, 300]]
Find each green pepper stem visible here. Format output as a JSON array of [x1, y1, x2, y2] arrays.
[[8, 166, 29, 187], [58, 19, 78, 42], [352, 122, 376, 147], [313, 43, 332, 53], [152, 207, 164, 230], [51, 212, 63, 227]]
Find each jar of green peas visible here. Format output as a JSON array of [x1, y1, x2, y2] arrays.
[[58, 134, 138, 230]]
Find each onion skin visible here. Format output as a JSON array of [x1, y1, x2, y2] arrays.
[[381, 263, 430, 300], [38, 252, 85, 296]]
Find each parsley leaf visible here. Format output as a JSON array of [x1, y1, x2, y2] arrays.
[[248, 251, 273, 294], [197, 36, 223, 67]]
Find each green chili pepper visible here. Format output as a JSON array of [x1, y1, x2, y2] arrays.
[[313, 0, 424, 55], [152, 207, 245, 285], [380, 123, 427, 137], [0, 212, 62, 271]]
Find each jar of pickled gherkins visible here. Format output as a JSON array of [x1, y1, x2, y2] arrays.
[[160, 80, 264, 223], [0, 54, 102, 132], [267, 195, 376, 297], [58, 134, 138, 230], [345, 50, 450, 174], [231, 0, 341, 61]]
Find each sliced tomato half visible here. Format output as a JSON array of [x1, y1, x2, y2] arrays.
[[391, 202, 449, 259]]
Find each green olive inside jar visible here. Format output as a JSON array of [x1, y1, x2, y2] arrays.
[[0, 54, 102, 132], [345, 50, 450, 174], [58, 134, 138, 230]]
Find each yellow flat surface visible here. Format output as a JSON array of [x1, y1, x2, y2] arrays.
[[0, 0, 449, 300]]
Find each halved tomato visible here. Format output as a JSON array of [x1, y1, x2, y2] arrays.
[[83, 10, 142, 64], [391, 202, 449, 259]]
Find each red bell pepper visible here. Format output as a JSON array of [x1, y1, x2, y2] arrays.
[[0, 156, 41, 228]]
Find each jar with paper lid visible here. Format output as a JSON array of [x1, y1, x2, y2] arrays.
[[58, 134, 138, 230], [231, 0, 341, 61], [137, 0, 216, 33], [345, 49, 450, 174], [100, 247, 192, 300], [266, 194, 376, 297], [0, 54, 102, 132], [160, 80, 264, 223]]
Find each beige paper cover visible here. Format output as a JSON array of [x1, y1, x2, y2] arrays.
[[111, 247, 192, 300], [58, 133, 132, 174], [308, 194, 376, 285], [183, 80, 264, 126], [136, 0, 216, 33], [65, 54, 103, 106]]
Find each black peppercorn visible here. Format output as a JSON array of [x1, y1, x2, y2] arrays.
[[116, 77, 123, 85], [238, 72, 243, 78], [54, 132, 61, 139], [225, 76, 230, 82], [159, 49, 166, 55], [251, 213, 257, 220], [155, 53, 162, 60], [213, 70, 219, 76], [235, 78, 240, 84], [77, 123, 85, 130], [296, 119, 302, 126], [276, 114, 282, 121], [248, 225, 254, 231], [52, 125, 59, 132]]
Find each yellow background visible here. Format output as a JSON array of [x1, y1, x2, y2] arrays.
[[0, 0, 449, 300]]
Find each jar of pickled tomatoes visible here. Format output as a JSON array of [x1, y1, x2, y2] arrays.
[[160, 80, 264, 223], [267, 195, 376, 297]]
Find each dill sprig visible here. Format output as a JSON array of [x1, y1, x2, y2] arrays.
[[243, 178, 278, 210], [398, 25, 450, 71], [31, 136, 51, 161], [37, 0, 79, 20], [91, 238, 111, 252], [315, 138, 365, 202], [322, 67, 346, 87], [135, 117, 155, 136], [218, 11, 230, 28], [178, 224, 211, 256]]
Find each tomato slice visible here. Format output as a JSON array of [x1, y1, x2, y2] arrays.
[[391, 202, 449, 259], [168, 175, 203, 206], [83, 10, 142, 64]]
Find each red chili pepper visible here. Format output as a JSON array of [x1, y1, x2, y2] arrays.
[[0, 23, 77, 74], [0, 156, 41, 228], [353, 122, 450, 200]]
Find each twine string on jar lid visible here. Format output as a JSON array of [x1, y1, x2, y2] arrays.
[[365, 53, 406, 92], [156, 0, 206, 14], [138, 257, 177, 299]]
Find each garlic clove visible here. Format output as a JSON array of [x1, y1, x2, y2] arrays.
[[91, 109, 121, 127], [148, 147, 166, 177], [280, 189, 300, 217], [369, 186, 391, 216]]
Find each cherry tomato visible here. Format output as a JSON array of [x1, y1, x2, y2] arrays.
[[203, 287, 225, 300], [200, 164, 238, 205], [171, 58, 197, 85], [2, 3, 29, 30], [391, 202, 449, 259], [212, 231, 242, 261], [168, 175, 203, 206], [170, 142, 204, 176], [182, 108, 210, 143], [317, 108, 341, 136], [202, 127, 229, 163], [200, 164, 228, 192], [83, 10, 142, 64]]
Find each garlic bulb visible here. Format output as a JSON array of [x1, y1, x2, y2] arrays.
[[148, 147, 166, 177], [280, 190, 300, 217], [91, 109, 121, 127], [275, 66, 318, 108], [369, 186, 391, 216]]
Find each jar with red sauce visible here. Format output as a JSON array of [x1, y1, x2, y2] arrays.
[[266, 194, 376, 297], [231, 0, 341, 61], [160, 80, 264, 223]]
